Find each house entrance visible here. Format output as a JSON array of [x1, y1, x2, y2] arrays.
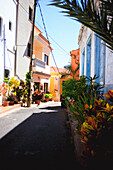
[[44, 83, 48, 93]]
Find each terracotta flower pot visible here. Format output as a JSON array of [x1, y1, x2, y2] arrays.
[[45, 98, 49, 102], [9, 101, 14, 105], [35, 100, 41, 105], [2, 101, 9, 106]]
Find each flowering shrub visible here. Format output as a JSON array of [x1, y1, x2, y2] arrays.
[[81, 100, 113, 142], [0, 83, 8, 98], [62, 75, 103, 130], [8, 77, 20, 95], [32, 90, 43, 101], [62, 75, 113, 158], [103, 89, 113, 102], [80, 95, 113, 157]]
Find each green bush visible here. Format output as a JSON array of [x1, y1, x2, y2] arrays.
[[44, 94, 50, 98], [49, 94, 53, 99], [62, 75, 103, 130]]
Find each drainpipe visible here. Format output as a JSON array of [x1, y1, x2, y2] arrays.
[[3, 24, 6, 78], [14, 0, 19, 76], [27, 0, 37, 107]]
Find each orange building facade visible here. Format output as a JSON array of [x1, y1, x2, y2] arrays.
[[50, 66, 70, 101], [32, 26, 51, 93], [70, 48, 80, 80]]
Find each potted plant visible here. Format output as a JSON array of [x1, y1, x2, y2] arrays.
[[49, 94, 53, 101], [8, 94, 16, 105], [2, 83, 9, 106], [44, 94, 50, 102], [35, 90, 42, 105], [21, 97, 27, 107], [20, 88, 28, 107], [8, 76, 20, 100]]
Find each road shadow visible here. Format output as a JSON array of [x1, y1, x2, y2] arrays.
[[39, 105, 62, 110], [0, 106, 81, 170]]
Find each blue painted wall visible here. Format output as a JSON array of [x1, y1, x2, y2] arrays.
[[95, 35, 100, 83], [86, 37, 91, 78], [81, 48, 85, 75]]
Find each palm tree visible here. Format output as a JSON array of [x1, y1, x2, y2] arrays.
[[62, 63, 79, 79], [61, 54, 80, 79], [50, 0, 113, 50]]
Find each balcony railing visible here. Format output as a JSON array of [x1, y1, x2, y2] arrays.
[[33, 58, 45, 68]]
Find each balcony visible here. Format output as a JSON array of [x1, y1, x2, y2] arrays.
[[32, 58, 50, 74], [33, 58, 45, 68]]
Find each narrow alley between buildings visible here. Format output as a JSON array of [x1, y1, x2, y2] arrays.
[[0, 102, 81, 170]]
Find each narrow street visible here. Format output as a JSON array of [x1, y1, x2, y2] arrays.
[[0, 102, 81, 170]]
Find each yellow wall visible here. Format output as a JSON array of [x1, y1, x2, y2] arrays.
[[50, 77, 56, 98], [50, 72, 70, 100], [60, 78, 70, 94]]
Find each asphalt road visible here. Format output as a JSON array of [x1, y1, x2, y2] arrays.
[[0, 102, 81, 170]]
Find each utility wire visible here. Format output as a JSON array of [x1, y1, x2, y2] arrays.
[[18, 1, 69, 71], [37, 2, 60, 74], [18, 1, 70, 60], [35, 21, 70, 56]]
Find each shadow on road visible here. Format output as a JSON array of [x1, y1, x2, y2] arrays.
[[0, 106, 81, 170], [39, 106, 61, 110]]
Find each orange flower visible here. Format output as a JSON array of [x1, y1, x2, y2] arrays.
[[2, 83, 5, 87], [103, 90, 113, 102], [85, 104, 89, 109]]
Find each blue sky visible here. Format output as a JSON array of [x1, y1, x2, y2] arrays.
[[35, 0, 81, 68]]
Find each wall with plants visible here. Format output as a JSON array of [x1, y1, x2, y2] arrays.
[[62, 75, 113, 163]]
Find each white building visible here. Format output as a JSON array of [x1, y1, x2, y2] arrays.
[[15, 0, 34, 80], [0, 0, 17, 83], [78, 25, 113, 93], [32, 26, 51, 93]]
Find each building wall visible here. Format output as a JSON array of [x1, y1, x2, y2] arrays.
[[70, 48, 80, 79], [104, 48, 113, 93], [0, 0, 17, 83], [78, 25, 113, 93], [79, 27, 95, 78], [50, 69, 70, 101], [16, 0, 34, 80], [33, 27, 51, 75], [33, 26, 51, 92], [50, 74, 60, 101]]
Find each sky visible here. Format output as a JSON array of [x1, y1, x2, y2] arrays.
[[35, 0, 81, 68]]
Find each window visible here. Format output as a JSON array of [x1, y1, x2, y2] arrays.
[[0, 17, 3, 36], [81, 49, 85, 75], [44, 54, 49, 65], [29, 7, 32, 21], [27, 43, 31, 57], [86, 37, 91, 78], [9, 21, 12, 31], [44, 83, 48, 93], [5, 69, 10, 78], [95, 35, 101, 83], [100, 41, 106, 85]]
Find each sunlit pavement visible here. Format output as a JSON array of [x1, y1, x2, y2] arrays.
[[0, 102, 82, 170]]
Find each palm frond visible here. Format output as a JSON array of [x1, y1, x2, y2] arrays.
[[49, 0, 113, 51]]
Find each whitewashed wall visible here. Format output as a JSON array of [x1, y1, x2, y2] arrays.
[[78, 25, 113, 93], [16, 0, 34, 80], [0, 0, 17, 83], [79, 27, 95, 77]]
